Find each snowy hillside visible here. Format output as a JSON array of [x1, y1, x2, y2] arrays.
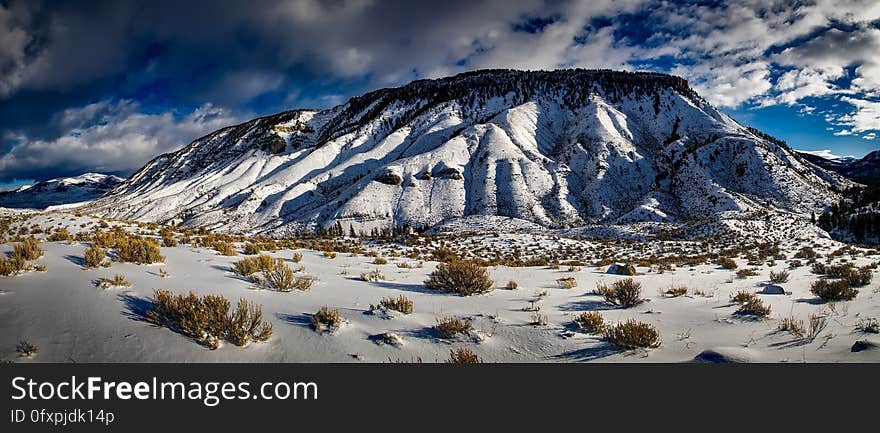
[[0, 173, 124, 209], [85, 69, 852, 235]]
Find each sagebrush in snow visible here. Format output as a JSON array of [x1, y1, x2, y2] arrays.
[[115, 236, 164, 264], [716, 257, 738, 270], [574, 311, 605, 333], [603, 320, 661, 349], [311, 306, 342, 332], [83, 245, 107, 269], [148, 290, 272, 348], [769, 270, 790, 283], [213, 241, 237, 256], [0, 256, 26, 276], [447, 348, 481, 364], [435, 316, 473, 339], [556, 277, 577, 289], [13, 237, 43, 261], [379, 295, 413, 314], [424, 260, 493, 296], [600, 279, 643, 308], [810, 279, 857, 302]]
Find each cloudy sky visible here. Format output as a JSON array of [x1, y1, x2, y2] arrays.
[[1, 0, 879, 188]]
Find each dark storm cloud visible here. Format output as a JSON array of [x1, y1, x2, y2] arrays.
[[1, 0, 879, 183]]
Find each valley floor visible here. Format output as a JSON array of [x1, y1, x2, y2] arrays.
[[1, 210, 879, 363]]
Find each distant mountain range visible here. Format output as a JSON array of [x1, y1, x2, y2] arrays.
[[0, 173, 124, 210], [797, 150, 879, 183], [79, 68, 852, 235], [801, 150, 880, 244]]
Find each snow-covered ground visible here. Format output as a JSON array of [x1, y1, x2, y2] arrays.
[[1, 211, 878, 363]]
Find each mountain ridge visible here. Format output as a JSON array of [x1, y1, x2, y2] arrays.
[[84, 68, 853, 235], [0, 173, 124, 210]]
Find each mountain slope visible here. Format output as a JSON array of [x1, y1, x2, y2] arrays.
[[0, 173, 124, 209], [86, 69, 852, 235]]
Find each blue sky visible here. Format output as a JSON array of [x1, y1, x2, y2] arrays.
[[1, 0, 878, 189]]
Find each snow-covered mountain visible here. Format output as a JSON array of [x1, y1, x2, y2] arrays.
[[0, 173, 124, 210], [86, 69, 852, 235]]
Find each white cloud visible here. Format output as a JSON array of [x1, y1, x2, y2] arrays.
[[863, 132, 876, 140], [836, 96, 880, 134], [0, 100, 242, 178]]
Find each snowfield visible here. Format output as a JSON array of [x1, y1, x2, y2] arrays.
[[1, 211, 878, 363]]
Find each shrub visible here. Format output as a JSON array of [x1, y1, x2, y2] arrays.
[[84, 245, 107, 269], [777, 316, 804, 337], [730, 290, 757, 304], [323, 251, 337, 259], [435, 316, 473, 339], [360, 269, 385, 282], [47, 227, 72, 242], [602, 279, 643, 308], [736, 268, 759, 279], [16, 341, 38, 357], [159, 226, 176, 246], [13, 237, 43, 261], [447, 348, 481, 363], [716, 257, 738, 270], [373, 257, 388, 265], [213, 241, 237, 256], [811, 262, 828, 275], [227, 298, 273, 346], [573, 311, 605, 333], [769, 270, 790, 284], [603, 320, 661, 349], [232, 254, 278, 277], [0, 257, 26, 276], [292, 252, 303, 263], [115, 236, 164, 264], [807, 313, 827, 340], [556, 277, 577, 289], [529, 311, 548, 325], [379, 295, 413, 314], [255, 263, 312, 292], [94, 274, 131, 289], [424, 260, 493, 296], [662, 286, 688, 297], [736, 298, 771, 317], [810, 279, 858, 302], [795, 246, 818, 259], [834, 266, 872, 287], [148, 290, 272, 348], [243, 243, 261, 255], [431, 247, 459, 262], [505, 280, 518, 290], [311, 306, 342, 332]]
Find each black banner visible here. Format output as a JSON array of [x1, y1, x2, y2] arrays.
[[2, 363, 877, 431]]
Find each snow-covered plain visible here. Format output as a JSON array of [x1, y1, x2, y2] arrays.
[[1, 210, 878, 363]]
